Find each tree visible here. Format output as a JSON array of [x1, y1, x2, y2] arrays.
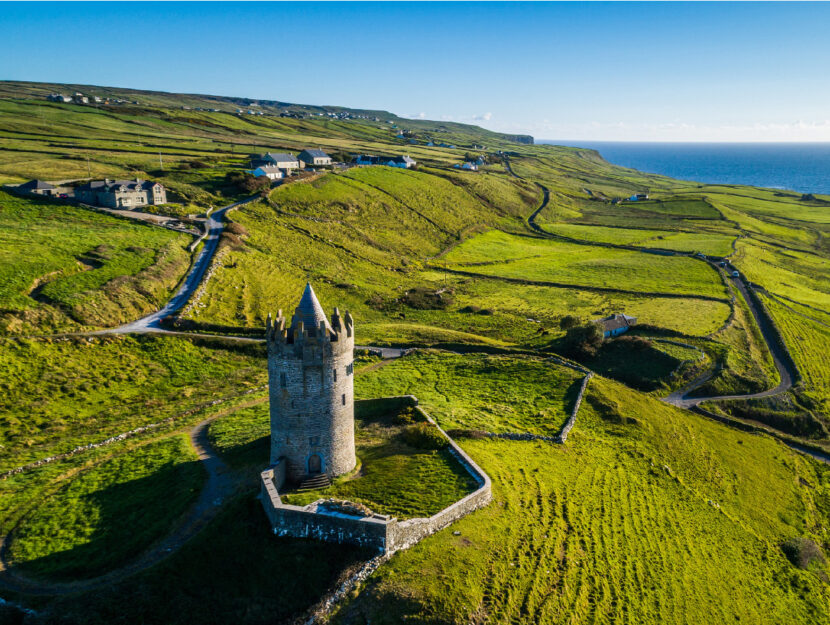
[[559, 315, 580, 330], [563, 322, 604, 359]]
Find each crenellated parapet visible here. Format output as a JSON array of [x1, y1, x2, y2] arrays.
[[265, 305, 354, 360]]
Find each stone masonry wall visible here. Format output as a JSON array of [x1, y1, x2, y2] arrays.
[[260, 396, 491, 554]]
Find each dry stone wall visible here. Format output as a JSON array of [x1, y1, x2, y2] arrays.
[[260, 396, 491, 554]]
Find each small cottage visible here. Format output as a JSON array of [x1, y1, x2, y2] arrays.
[[252, 165, 284, 181], [298, 149, 332, 168], [595, 313, 638, 338]]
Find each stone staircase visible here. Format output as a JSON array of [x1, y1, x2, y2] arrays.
[[296, 473, 331, 492]]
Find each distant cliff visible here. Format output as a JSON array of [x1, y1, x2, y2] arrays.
[[503, 134, 534, 145]]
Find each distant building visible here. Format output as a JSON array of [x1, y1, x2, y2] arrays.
[[455, 162, 478, 171], [629, 193, 649, 201], [257, 152, 300, 173], [72, 93, 88, 104], [594, 313, 638, 338], [15, 179, 57, 196], [354, 155, 416, 169], [46, 94, 72, 103], [298, 149, 332, 168], [252, 165, 284, 181], [75, 178, 167, 209]]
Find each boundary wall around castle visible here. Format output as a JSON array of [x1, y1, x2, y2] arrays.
[[260, 396, 492, 554]]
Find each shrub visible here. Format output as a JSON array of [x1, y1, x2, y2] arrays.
[[225, 222, 249, 237], [395, 406, 418, 425], [781, 537, 826, 569], [226, 172, 271, 194], [401, 288, 454, 310], [563, 322, 604, 359], [560, 315, 580, 330], [459, 305, 481, 314], [403, 422, 448, 450]]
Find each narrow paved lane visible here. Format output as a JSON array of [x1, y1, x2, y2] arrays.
[[663, 271, 796, 408], [104, 195, 260, 334]]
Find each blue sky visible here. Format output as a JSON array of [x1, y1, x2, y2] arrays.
[[2, 2, 829, 141]]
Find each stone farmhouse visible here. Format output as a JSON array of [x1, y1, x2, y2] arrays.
[[354, 154, 417, 169], [75, 178, 167, 209], [298, 148, 332, 168], [595, 313, 638, 338]]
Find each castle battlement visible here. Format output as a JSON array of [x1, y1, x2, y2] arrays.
[[265, 283, 356, 482]]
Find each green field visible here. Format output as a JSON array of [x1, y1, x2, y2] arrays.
[[763, 294, 830, 418], [0, 335, 266, 471], [5, 435, 203, 581], [543, 222, 737, 256], [439, 230, 729, 299], [332, 365, 830, 625], [0, 190, 192, 333], [357, 351, 584, 436]]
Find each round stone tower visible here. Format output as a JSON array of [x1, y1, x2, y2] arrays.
[[265, 283, 356, 483]]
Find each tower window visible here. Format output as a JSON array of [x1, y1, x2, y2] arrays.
[[342, 393, 346, 406], [346, 362, 354, 375], [280, 372, 287, 387], [333, 368, 337, 381]]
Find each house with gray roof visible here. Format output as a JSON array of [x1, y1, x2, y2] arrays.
[[75, 178, 167, 209], [15, 180, 57, 196], [259, 152, 300, 172], [251, 165, 284, 181], [594, 313, 638, 338], [298, 149, 332, 168]]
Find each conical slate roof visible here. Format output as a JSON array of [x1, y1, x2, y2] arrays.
[[291, 282, 330, 332]]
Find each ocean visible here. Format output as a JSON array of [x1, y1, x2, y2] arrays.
[[540, 141, 830, 196]]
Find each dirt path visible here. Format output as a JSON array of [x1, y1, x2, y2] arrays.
[[0, 417, 238, 596]]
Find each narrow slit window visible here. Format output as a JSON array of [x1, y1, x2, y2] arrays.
[[342, 393, 346, 406], [280, 372, 287, 387]]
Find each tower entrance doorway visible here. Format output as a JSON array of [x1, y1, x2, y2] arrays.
[[308, 454, 322, 474]]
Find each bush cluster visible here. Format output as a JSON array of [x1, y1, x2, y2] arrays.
[[781, 536, 826, 569], [226, 172, 271, 194]]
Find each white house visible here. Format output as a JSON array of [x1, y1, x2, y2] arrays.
[[298, 149, 332, 168], [261, 152, 300, 172], [252, 165, 284, 181]]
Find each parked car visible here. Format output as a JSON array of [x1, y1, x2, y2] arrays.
[[732, 270, 740, 277]]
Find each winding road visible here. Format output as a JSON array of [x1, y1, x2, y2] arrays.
[[108, 195, 260, 334]]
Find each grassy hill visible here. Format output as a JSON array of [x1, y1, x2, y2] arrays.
[[1, 81, 829, 625]]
